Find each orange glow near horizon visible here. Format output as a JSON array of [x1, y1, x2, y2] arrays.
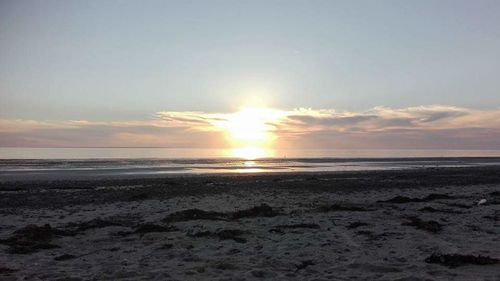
[[217, 107, 284, 160], [231, 147, 274, 160]]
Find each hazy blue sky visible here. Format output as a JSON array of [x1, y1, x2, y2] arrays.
[[1, 0, 500, 121], [1, 0, 500, 149]]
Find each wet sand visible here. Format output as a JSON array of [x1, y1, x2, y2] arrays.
[[0, 166, 499, 280]]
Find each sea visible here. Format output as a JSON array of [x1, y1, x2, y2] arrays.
[[1, 148, 500, 181]]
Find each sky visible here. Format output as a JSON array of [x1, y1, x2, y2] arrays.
[[1, 0, 500, 150]]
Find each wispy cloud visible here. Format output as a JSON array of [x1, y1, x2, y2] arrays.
[[272, 105, 500, 149], [156, 111, 226, 131], [0, 118, 223, 148], [277, 105, 468, 131], [1, 105, 499, 149]]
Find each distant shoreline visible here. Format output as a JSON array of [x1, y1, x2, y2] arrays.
[[2, 147, 500, 160]]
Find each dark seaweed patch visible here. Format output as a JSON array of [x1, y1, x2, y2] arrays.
[[419, 206, 462, 214], [54, 254, 77, 261], [65, 218, 124, 232], [134, 224, 178, 234], [270, 223, 320, 234], [0, 224, 63, 254], [402, 216, 442, 233], [0, 267, 18, 275], [379, 193, 453, 204], [316, 203, 373, 212], [230, 204, 280, 219], [163, 209, 226, 223], [188, 229, 247, 243], [163, 204, 281, 223], [425, 253, 499, 268], [347, 222, 369, 229], [295, 260, 315, 271]]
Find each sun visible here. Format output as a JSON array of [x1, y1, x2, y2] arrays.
[[217, 107, 284, 159], [225, 108, 277, 143]]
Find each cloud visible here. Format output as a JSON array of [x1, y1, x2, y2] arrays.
[[156, 111, 226, 131], [271, 105, 500, 149], [275, 105, 498, 133], [0, 118, 224, 148], [1, 105, 500, 149]]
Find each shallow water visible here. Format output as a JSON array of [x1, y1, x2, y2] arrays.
[[1, 149, 500, 181]]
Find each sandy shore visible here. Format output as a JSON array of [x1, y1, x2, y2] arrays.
[[0, 166, 499, 280]]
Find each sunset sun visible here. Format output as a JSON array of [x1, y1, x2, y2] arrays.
[[217, 107, 284, 159]]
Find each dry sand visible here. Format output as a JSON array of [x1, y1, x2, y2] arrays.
[[0, 166, 499, 280]]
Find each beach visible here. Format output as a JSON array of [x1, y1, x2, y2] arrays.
[[1, 165, 499, 280], [3, 0, 500, 279]]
